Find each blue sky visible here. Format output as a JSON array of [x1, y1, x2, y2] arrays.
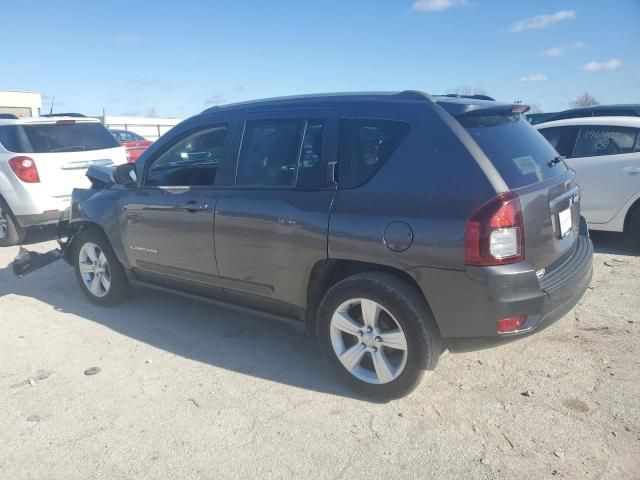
[[1, 0, 638, 118]]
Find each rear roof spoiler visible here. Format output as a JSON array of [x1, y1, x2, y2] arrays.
[[437, 99, 530, 118]]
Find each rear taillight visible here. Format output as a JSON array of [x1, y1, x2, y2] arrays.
[[465, 191, 524, 265], [497, 315, 527, 333], [8, 156, 40, 183]]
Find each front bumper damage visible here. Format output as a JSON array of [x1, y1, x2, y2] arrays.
[[12, 209, 74, 277]]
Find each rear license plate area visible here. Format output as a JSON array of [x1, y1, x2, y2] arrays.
[[558, 207, 572, 238]]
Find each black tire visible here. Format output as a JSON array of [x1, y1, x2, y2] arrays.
[[316, 272, 441, 400], [0, 198, 26, 247], [628, 207, 640, 249], [73, 228, 130, 306]]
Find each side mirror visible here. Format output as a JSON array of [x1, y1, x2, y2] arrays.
[[114, 163, 138, 185]]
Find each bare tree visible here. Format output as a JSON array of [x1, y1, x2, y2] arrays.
[[447, 86, 489, 96], [569, 92, 599, 108], [145, 107, 160, 117]]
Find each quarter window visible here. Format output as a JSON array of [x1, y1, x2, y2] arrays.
[[146, 124, 230, 187], [572, 126, 639, 158], [338, 119, 409, 188], [538, 126, 580, 158], [236, 119, 304, 187]]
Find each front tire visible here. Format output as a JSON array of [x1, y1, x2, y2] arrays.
[[74, 229, 130, 306], [0, 199, 26, 247], [316, 272, 441, 400]]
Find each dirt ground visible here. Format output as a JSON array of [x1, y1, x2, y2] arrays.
[[1, 230, 639, 480]]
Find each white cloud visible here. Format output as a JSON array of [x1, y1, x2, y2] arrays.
[[583, 58, 622, 72], [412, 0, 466, 12], [519, 73, 548, 83], [112, 35, 140, 45], [510, 10, 575, 33], [543, 41, 585, 58]]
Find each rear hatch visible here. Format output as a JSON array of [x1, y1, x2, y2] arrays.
[[457, 106, 580, 271], [2, 119, 126, 198]]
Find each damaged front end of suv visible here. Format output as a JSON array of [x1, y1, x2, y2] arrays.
[[12, 163, 136, 277]]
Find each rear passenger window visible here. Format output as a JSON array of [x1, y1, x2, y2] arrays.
[[146, 124, 230, 187], [572, 126, 639, 158], [538, 126, 580, 158], [338, 119, 409, 188], [236, 120, 304, 187]]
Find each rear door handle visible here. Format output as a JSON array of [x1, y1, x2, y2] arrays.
[[178, 202, 209, 212], [623, 166, 640, 174]]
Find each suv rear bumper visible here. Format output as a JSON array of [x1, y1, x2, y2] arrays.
[[409, 228, 593, 353], [15, 211, 62, 228]]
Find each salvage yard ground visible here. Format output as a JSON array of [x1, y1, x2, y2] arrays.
[[1, 232, 639, 479]]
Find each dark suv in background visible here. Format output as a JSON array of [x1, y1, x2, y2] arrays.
[[60, 91, 593, 399]]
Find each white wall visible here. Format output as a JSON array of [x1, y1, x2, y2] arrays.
[[102, 116, 183, 141], [0, 91, 42, 117]]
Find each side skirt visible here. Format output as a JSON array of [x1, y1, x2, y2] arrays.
[[128, 277, 309, 333]]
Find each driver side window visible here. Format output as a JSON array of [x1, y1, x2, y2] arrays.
[[146, 124, 230, 187]]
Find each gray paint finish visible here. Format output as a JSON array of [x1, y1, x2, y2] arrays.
[[63, 91, 593, 349]]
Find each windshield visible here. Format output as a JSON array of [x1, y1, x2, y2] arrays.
[[461, 114, 567, 189], [0, 123, 120, 153]]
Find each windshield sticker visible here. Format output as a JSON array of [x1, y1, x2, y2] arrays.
[[512, 155, 539, 175]]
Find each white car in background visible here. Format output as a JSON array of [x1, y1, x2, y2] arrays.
[[536, 116, 640, 245], [0, 116, 127, 246]]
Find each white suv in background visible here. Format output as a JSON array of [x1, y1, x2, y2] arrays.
[[0, 116, 127, 246], [536, 116, 640, 245]]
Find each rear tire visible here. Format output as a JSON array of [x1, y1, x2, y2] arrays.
[[628, 207, 640, 249], [316, 272, 441, 400], [73, 229, 130, 306], [0, 199, 26, 247]]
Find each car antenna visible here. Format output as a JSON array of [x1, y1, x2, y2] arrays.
[[49, 96, 55, 116]]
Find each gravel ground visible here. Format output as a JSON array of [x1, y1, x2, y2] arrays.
[[1, 230, 639, 480]]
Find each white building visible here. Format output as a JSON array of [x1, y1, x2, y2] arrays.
[[0, 91, 42, 117]]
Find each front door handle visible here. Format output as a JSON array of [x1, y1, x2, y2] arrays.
[[178, 202, 209, 212], [623, 166, 640, 174], [278, 218, 297, 226]]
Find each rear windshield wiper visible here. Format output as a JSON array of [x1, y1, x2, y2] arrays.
[[547, 155, 565, 167], [49, 145, 90, 152]]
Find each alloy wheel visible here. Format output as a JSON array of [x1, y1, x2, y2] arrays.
[[329, 298, 408, 384], [78, 242, 111, 298]]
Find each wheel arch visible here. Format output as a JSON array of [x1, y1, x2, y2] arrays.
[[62, 220, 112, 263], [305, 258, 437, 334], [623, 195, 640, 233]]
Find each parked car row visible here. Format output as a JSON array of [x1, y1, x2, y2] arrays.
[[0, 117, 153, 246], [536, 115, 640, 242], [0, 116, 128, 246]]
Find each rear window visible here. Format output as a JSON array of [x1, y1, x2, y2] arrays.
[[0, 122, 119, 153], [461, 114, 567, 189], [338, 119, 409, 188]]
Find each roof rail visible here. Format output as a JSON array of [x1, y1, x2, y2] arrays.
[[441, 94, 496, 101]]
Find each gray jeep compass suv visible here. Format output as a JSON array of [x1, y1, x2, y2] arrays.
[[60, 91, 593, 399]]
